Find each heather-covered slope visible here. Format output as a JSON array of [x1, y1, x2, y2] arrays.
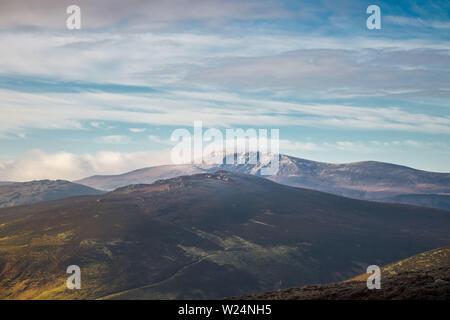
[[1, 171, 449, 299], [234, 246, 450, 300]]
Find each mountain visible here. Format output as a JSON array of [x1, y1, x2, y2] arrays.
[[1, 171, 449, 299], [264, 155, 450, 200], [75, 164, 208, 191], [75, 153, 450, 210], [234, 245, 450, 300], [0, 180, 104, 208]]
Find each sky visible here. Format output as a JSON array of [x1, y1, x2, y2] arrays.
[[0, 0, 449, 181]]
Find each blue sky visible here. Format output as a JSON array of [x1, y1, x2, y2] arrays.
[[0, 0, 449, 180]]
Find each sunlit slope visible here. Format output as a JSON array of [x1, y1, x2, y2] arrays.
[[235, 245, 450, 300]]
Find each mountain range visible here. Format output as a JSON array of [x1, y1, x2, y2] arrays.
[[75, 153, 450, 211], [1, 171, 449, 299]]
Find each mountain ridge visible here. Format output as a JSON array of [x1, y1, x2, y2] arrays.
[[0, 179, 104, 208], [74, 154, 450, 210]]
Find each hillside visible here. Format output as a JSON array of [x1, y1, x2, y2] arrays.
[[0, 180, 104, 208], [233, 246, 450, 300], [382, 194, 450, 211], [0, 171, 449, 299]]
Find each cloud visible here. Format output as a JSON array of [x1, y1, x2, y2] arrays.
[[185, 48, 450, 100], [91, 121, 114, 129], [0, 1, 447, 175], [129, 128, 146, 133], [148, 135, 172, 145], [285, 139, 450, 154], [91, 122, 104, 129], [1, 88, 449, 136], [0, 27, 448, 92], [332, 141, 374, 152], [385, 16, 450, 30], [371, 140, 448, 149], [94, 135, 131, 144], [0, 0, 286, 30], [0, 149, 172, 181], [279, 139, 323, 151]]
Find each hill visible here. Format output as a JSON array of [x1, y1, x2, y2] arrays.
[[0, 180, 104, 208], [233, 245, 450, 300], [75, 164, 208, 191], [0, 171, 449, 299], [382, 194, 450, 211]]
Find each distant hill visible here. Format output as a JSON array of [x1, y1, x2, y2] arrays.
[[1, 171, 449, 299], [382, 194, 450, 211], [0, 180, 104, 208], [264, 156, 450, 199], [75, 153, 450, 210], [75, 164, 208, 191], [234, 245, 450, 300]]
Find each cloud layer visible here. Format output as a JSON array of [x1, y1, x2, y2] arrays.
[[1, 88, 449, 136]]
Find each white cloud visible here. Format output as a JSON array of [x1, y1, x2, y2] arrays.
[[90, 122, 104, 129], [148, 135, 172, 145], [0, 29, 449, 92], [185, 48, 450, 100], [385, 16, 450, 30], [94, 135, 131, 144], [91, 121, 114, 130], [129, 128, 146, 133], [403, 140, 424, 148], [0, 149, 172, 181], [279, 139, 323, 151], [370, 140, 447, 149], [1, 88, 449, 136]]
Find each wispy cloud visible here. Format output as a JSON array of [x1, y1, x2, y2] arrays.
[[94, 135, 130, 144], [148, 135, 173, 145], [0, 0, 286, 30], [1, 88, 449, 135], [385, 16, 450, 30], [129, 128, 147, 133], [91, 121, 114, 130]]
